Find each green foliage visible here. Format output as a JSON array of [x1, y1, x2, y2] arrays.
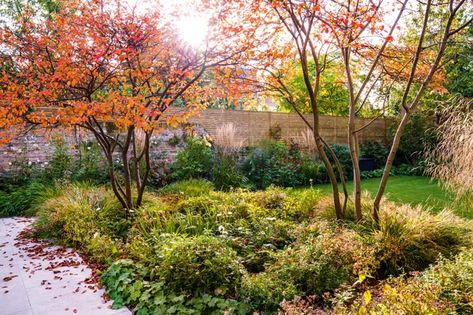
[[276, 59, 350, 116], [0, 153, 36, 191], [242, 140, 321, 189], [158, 179, 215, 197], [446, 25, 473, 98], [40, 136, 73, 182], [366, 204, 471, 276], [269, 227, 369, 296], [212, 154, 248, 191], [424, 249, 473, 313], [129, 186, 313, 273], [0, 182, 50, 217], [34, 183, 127, 265], [326, 144, 353, 180], [73, 140, 109, 183], [101, 260, 249, 315], [361, 141, 388, 169], [337, 276, 455, 315], [154, 235, 245, 297], [170, 138, 213, 181], [100, 260, 149, 308], [360, 168, 389, 179], [242, 141, 298, 189], [240, 273, 298, 313], [338, 249, 473, 314], [26, 177, 473, 314], [298, 159, 320, 186], [390, 113, 438, 165]]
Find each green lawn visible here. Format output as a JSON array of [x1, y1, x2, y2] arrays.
[[315, 176, 472, 218]]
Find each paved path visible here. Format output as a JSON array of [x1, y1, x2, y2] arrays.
[[0, 218, 131, 315]]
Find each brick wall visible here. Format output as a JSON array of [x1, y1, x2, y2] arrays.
[[0, 108, 390, 170]]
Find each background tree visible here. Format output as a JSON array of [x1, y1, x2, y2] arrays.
[[445, 24, 473, 97], [274, 59, 350, 116]]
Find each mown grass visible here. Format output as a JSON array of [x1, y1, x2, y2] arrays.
[[315, 176, 472, 219]]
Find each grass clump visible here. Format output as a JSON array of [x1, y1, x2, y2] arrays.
[[367, 203, 471, 276], [0, 182, 53, 217], [34, 183, 127, 265]]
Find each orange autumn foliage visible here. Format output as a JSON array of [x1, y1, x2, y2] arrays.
[[0, 0, 264, 145]]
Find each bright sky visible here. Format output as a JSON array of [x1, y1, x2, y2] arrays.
[[123, 0, 210, 48]]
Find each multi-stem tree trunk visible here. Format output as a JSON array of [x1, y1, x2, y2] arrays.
[[83, 119, 153, 216]]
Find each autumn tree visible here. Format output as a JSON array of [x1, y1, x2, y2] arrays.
[[251, 0, 471, 222], [243, 1, 350, 219], [0, 0, 263, 213]]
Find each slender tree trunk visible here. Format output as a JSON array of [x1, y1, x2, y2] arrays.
[[322, 139, 349, 215], [136, 132, 152, 207], [373, 111, 410, 221], [314, 129, 344, 219], [121, 127, 134, 210], [349, 132, 362, 221], [344, 48, 362, 221]]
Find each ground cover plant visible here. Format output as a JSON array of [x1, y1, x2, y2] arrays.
[[28, 179, 473, 314]]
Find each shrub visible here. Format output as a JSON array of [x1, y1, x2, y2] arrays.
[[298, 158, 320, 186], [269, 227, 369, 296], [40, 136, 73, 182], [393, 163, 424, 176], [360, 168, 387, 179], [390, 112, 438, 165], [326, 144, 353, 180], [131, 187, 306, 274], [0, 154, 37, 191], [154, 235, 245, 297], [424, 249, 473, 313], [101, 260, 150, 308], [72, 140, 109, 183], [337, 249, 473, 314], [170, 137, 213, 181], [239, 273, 299, 313], [212, 154, 249, 191], [336, 277, 454, 315], [242, 140, 306, 189], [361, 141, 388, 169]]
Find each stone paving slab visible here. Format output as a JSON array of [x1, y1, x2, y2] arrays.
[[0, 218, 131, 315]]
